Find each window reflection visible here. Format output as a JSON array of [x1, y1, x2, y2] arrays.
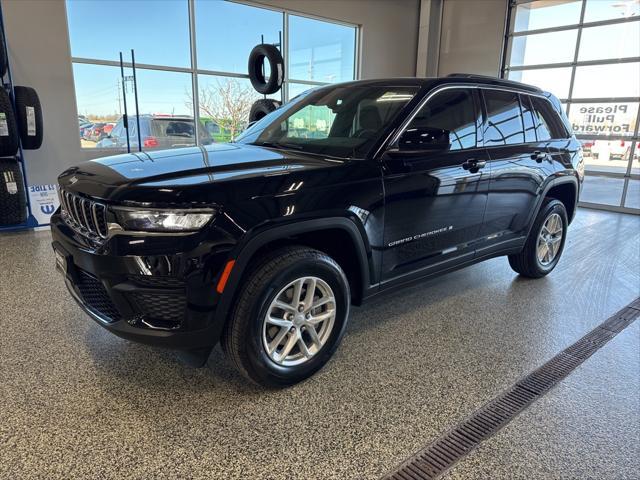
[[408, 90, 477, 150], [484, 90, 525, 146]]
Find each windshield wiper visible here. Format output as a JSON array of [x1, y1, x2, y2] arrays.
[[256, 141, 304, 151]]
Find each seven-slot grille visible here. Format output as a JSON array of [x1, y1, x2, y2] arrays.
[[59, 187, 108, 239]]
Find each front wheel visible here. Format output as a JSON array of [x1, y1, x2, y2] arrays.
[[508, 198, 568, 278], [222, 246, 350, 387]]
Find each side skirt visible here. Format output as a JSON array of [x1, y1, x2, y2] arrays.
[[361, 237, 526, 304]]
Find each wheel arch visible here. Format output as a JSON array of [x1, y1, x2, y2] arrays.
[[212, 217, 372, 336], [545, 177, 578, 223], [522, 175, 578, 240]]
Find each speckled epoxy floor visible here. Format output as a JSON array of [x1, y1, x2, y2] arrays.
[[1, 208, 638, 479]]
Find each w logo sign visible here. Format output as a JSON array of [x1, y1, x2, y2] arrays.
[[41, 204, 55, 215]]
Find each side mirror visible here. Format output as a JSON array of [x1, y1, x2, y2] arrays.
[[396, 127, 451, 153]]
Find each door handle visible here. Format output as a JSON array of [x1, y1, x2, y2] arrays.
[[531, 151, 546, 163], [462, 158, 487, 171]]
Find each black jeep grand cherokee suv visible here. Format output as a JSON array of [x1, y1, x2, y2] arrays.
[[52, 75, 584, 387]]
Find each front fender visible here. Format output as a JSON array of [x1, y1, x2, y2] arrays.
[[210, 216, 372, 342]]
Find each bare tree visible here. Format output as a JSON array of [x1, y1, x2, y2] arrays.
[[186, 79, 256, 141]]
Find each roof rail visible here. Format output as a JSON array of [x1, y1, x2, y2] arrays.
[[445, 73, 542, 92], [446, 73, 500, 80]]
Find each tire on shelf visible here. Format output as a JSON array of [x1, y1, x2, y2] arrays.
[[248, 44, 284, 95], [13, 86, 43, 150], [0, 157, 27, 226], [0, 89, 19, 156], [249, 99, 281, 123]]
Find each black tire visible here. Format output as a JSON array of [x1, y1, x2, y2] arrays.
[[248, 99, 281, 123], [222, 246, 350, 387], [13, 86, 43, 150], [0, 28, 7, 78], [508, 198, 568, 278], [0, 89, 19, 157], [0, 157, 27, 226], [248, 44, 284, 95]]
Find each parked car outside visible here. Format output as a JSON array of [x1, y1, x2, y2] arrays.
[[591, 139, 637, 161], [96, 115, 214, 149], [79, 122, 93, 139], [86, 123, 107, 142], [102, 123, 115, 137]]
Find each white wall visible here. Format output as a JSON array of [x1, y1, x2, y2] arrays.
[[2, 0, 81, 186], [437, 0, 507, 76]]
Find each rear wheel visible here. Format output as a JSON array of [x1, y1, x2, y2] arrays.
[[508, 198, 568, 278], [222, 246, 350, 387]]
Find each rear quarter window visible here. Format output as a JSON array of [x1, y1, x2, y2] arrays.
[[530, 95, 569, 139], [483, 90, 526, 146], [152, 119, 195, 138]]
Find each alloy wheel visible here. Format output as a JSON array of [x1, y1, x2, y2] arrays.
[[262, 276, 336, 366], [537, 212, 563, 266]]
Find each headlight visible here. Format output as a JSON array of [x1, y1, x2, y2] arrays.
[[114, 208, 216, 232]]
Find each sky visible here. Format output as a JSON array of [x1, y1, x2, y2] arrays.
[[66, 0, 356, 117]]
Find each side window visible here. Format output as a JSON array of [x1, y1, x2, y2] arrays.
[[530, 96, 566, 139], [483, 90, 525, 146], [111, 122, 123, 138], [405, 89, 477, 150], [520, 95, 537, 143]]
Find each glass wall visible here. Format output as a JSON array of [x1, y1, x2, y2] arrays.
[[504, 0, 640, 213], [66, 0, 358, 149]]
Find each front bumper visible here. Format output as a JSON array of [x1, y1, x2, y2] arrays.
[[50, 212, 231, 349]]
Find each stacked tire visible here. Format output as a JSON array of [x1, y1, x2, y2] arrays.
[[0, 28, 44, 227], [13, 86, 43, 150], [0, 157, 27, 225], [249, 98, 282, 123], [0, 88, 19, 157], [247, 43, 284, 123]]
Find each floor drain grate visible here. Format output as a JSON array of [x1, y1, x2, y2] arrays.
[[383, 299, 639, 480]]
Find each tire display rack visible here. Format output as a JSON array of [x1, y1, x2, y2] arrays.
[[0, 4, 38, 232], [247, 33, 284, 123]]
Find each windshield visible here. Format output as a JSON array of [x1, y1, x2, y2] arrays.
[[235, 85, 419, 158]]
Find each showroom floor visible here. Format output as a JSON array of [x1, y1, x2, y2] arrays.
[[1, 208, 638, 479]]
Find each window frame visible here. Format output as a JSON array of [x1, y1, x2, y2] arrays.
[[400, 87, 480, 151], [65, 0, 360, 151], [389, 85, 487, 153]]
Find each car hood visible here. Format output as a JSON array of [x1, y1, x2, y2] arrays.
[[58, 143, 347, 204]]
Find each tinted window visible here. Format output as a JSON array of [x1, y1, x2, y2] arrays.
[[530, 96, 565, 139], [520, 95, 537, 142], [407, 89, 477, 151], [484, 90, 525, 146], [152, 119, 195, 138]]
